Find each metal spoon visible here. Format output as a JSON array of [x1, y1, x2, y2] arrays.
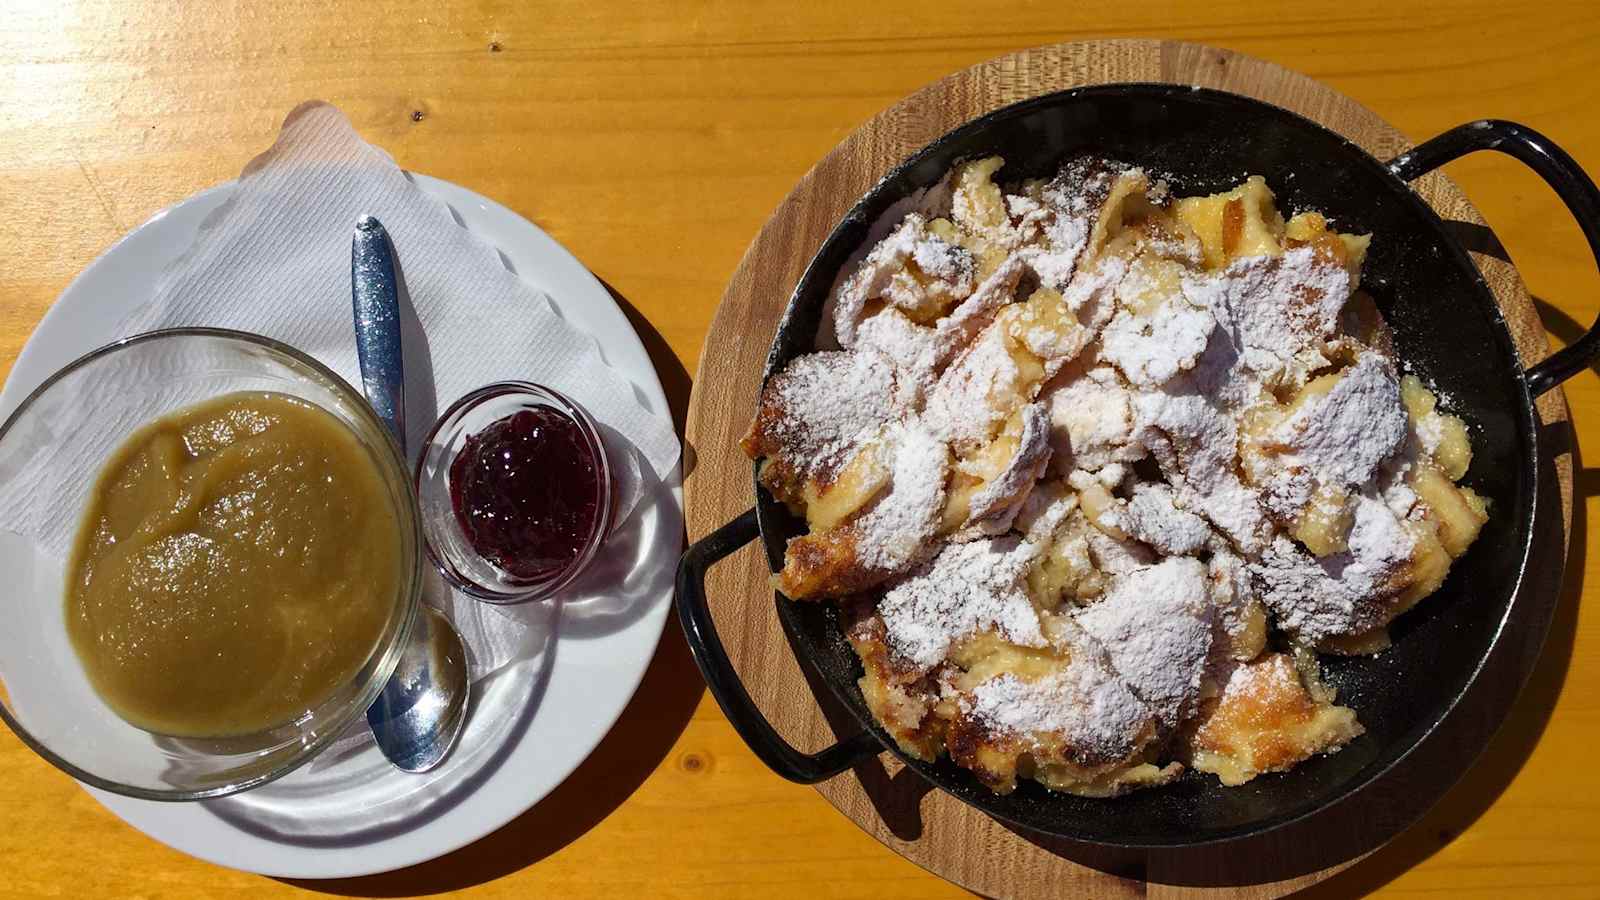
[[353, 214, 470, 773]]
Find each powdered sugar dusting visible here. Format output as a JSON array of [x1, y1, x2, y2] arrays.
[[1100, 298, 1216, 387], [960, 402, 1053, 536], [830, 214, 974, 349], [1044, 365, 1145, 471], [878, 536, 1046, 671], [1274, 352, 1408, 487], [851, 306, 945, 401], [1133, 379, 1274, 554], [748, 349, 908, 485], [852, 423, 951, 573], [1182, 246, 1351, 388], [922, 320, 1025, 451], [965, 622, 1151, 758], [1076, 558, 1213, 728], [1021, 160, 1114, 289], [1207, 545, 1261, 649], [1084, 524, 1158, 575], [1123, 482, 1211, 555], [1251, 492, 1419, 641]]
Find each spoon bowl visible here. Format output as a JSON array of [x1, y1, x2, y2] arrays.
[[364, 605, 471, 772]]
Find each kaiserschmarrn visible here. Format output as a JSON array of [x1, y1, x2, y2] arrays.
[[740, 155, 1487, 796]]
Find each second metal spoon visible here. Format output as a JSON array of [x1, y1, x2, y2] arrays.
[[353, 214, 470, 773]]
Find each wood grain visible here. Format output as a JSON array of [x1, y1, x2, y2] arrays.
[[2, 3, 1599, 898], [683, 38, 1575, 899]]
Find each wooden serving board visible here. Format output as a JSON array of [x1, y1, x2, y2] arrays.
[[683, 39, 1575, 899]]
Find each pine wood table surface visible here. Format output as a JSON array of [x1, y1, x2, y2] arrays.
[[1, 2, 1597, 898]]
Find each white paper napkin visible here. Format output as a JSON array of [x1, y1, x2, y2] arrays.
[[0, 101, 680, 686]]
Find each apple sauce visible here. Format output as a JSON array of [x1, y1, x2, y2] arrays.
[[65, 392, 402, 738]]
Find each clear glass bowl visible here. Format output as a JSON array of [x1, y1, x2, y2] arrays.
[[415, 381, 613, 603], [0, 328, 422, 801]]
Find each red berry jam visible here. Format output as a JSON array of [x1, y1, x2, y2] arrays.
[[448, 407, 600, 579]]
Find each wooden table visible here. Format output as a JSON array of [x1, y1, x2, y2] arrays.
[[1, 3, 1596, 897]]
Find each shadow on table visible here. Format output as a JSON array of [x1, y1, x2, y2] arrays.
[[1288, 301, 1592, 897], [283, 277, 702, 896], [282, 628, 706, 896]]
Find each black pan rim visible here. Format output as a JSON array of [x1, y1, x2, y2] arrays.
[[753, 83, 1544, 848]]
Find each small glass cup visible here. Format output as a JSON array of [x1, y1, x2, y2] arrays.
[[0, 328, 423, 801], [415, 381, 614, 604]]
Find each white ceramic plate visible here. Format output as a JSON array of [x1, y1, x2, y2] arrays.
[[0, 175, 682, 879]]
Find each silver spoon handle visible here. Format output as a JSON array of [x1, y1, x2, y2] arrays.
[[351, 215, 406, 444]]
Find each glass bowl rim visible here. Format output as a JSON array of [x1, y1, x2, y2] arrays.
[[414, 380, 615, 604], [0, 326, 424, 802]]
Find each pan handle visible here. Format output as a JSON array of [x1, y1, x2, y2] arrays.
[[1386, 120, 1600, 398], [675, 508, 882, 783]]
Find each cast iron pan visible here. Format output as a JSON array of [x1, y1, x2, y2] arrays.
[[677, 85, 1600, 847]]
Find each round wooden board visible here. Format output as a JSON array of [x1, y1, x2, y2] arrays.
[[683, 39, 1575, 899]]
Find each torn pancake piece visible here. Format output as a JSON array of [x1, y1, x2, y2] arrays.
[[1075, 558, 1213, 730], [742, 349, 911, 509], [946, 620, 1173, 796], [777, 422, 950, 600], [1184, 653, 1362, 786]]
